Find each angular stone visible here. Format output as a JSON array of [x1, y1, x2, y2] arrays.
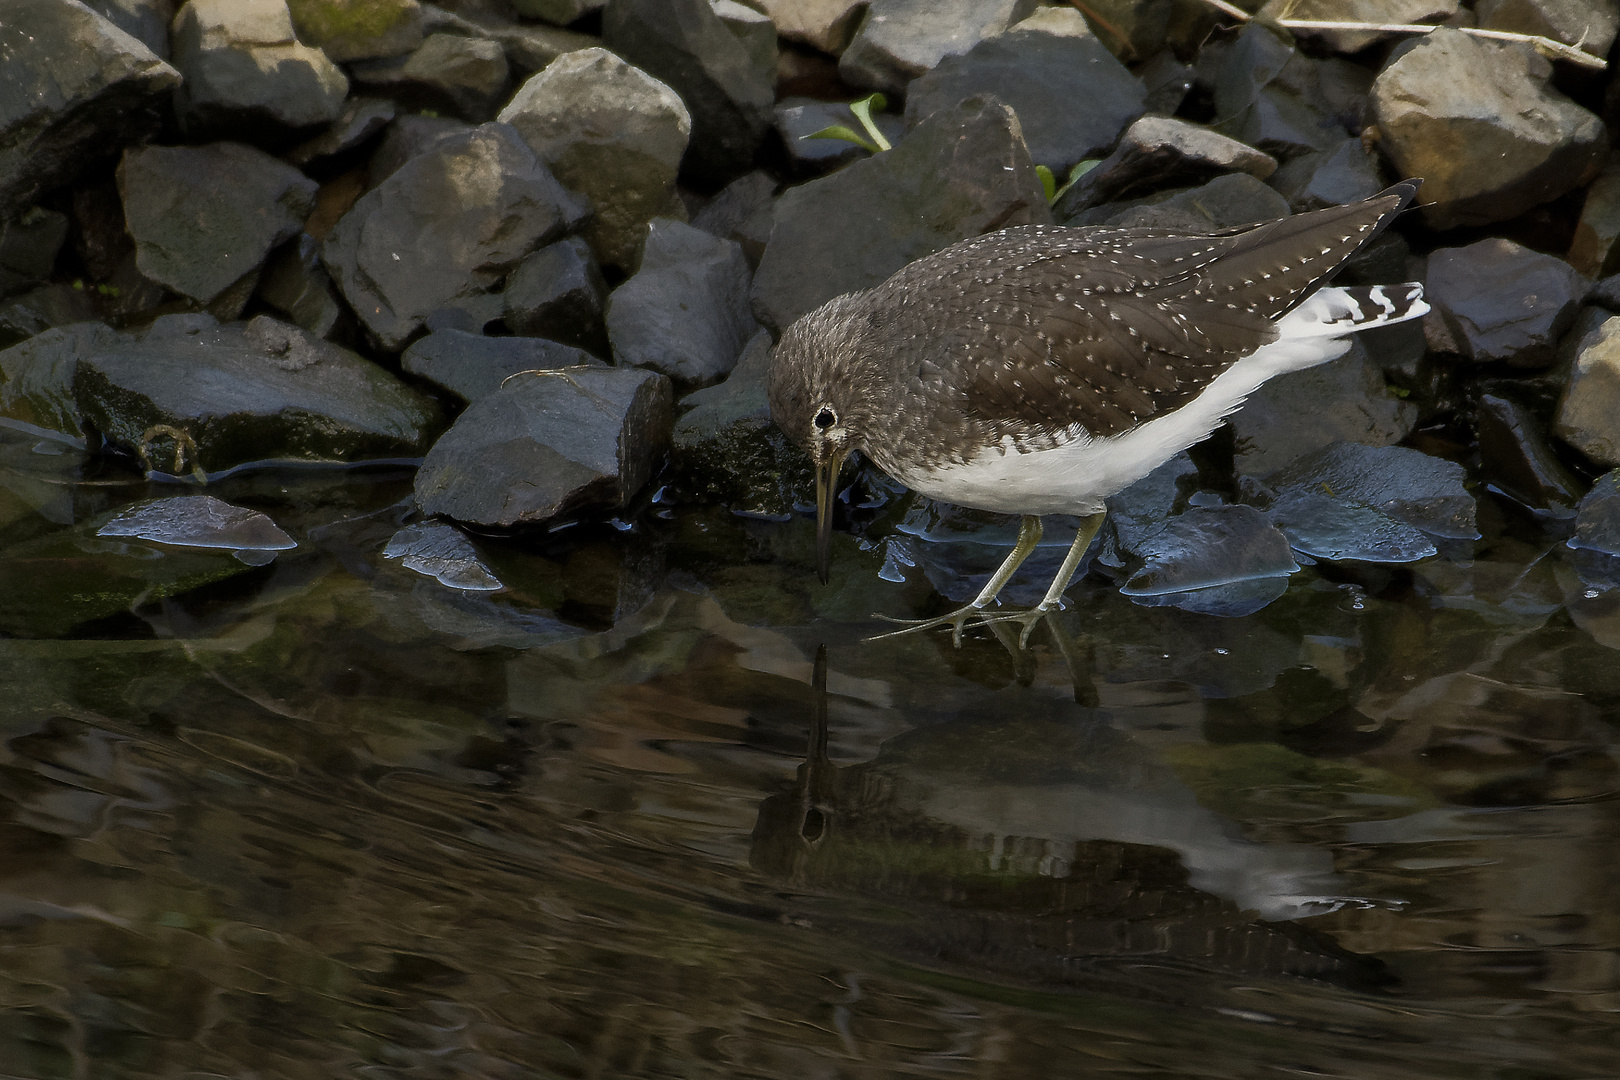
[[512, 0, 606, 24], [1257, 0, 1459, 53], [1571, 469, 1620, 555], [1138, 49, 1193, 115], [1073, 0, 1178, 62], [1211, 24, 1349, 160], [773, 97, 905, 173], [383, 521, 502, 591], [838, 0, 1039, 95], [118, 142, 316, 307], [607, 219, 757, 387], [1229, 341, 1417, 479], [286, 97, 397, 169], [367, 113, 471, 185], [1265, 489, 1436, 564], [1083, 172, 1290, 231], [1120, 504, 1298, 597], [1569, 156, 1620, 279], [0, 284, 99, 349], [1264, 442, 1478, 539], [691, 170, 774, 266], [752, 96, 1049, 333], [1477, 0, 1619, 59], [1370, 28, 1606, 230], [258, 233, 344, 337], [1477, 393, 1583, 513], [0, 207, 70, 300], [603, 0, 776, 184], [99, 495, 297, 552], [498, 47, 690, 271], [415, 365, 672, 527], [1053, 114, 1277, 218], [87, 0, 176, 59], [351, 32, 510, 120], [417, 5, 597, 74], [903, 8, 1144, 174], [1426, 239, 1588, 368], [324, 123, 586, 351], [171, 0, 349, 133], [1557, 315, 1620, 466], [714, 0, 777, 75], [286, 0, 424, 62], [1267, 136, 1384, 213], [0, 321, 115, 436], [0, 0, 180, 219], [502, 236, 607, 353], [402, 329, 598, 404], [738, 0, 864, 53]]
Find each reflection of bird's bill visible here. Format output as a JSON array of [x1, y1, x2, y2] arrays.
[[815, 449, 850, 585]]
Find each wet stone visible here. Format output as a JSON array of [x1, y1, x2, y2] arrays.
[[1570, 469, 1620, 555], [603, 0, 776, 185], [414, 365, 673, 528], [286, 0, 424, 62], [98, 495, 297, 556], [1263, 442, 1480, 540], [257, 233, 344, 338], [902, 7, 1145, 174], [0, 0, 181, 219], [1119, 504, 1299, 598], [1556, 315, 1620, 467], [752, 96, 1049, 333], [171, 0, 350, 134], [1426, 239, 1588, 368], [503, 236, 608, 354], [401, 329, 599, 405], [606, 219, 758, 388], [351, 32, 511, 121], [838, 0, 1040, 96], [0, 321, 118, 439], [324, 123, 587, 352], [774, 98, 904, 173], [383, 521, 502, 591], [1099, 451, 1198, 571], [1264, 489, 1436, 564], [1477, 393, 1583, 514], [1054, 115, 1277, 219], [87, 0, 176, 60], [1370, 28, 1606, 230], [0, 207, 70, 300], [119, 142, 317, 309], [690, 171, 775, 268], [286, 98, 397, 170], [0, 285, 101, 349], [497, 47, 691, 272]]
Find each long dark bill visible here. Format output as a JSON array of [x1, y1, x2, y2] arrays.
[[814, 449, 849, 585]]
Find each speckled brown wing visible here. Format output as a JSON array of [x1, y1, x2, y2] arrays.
[[962, 184, 1416, 439]]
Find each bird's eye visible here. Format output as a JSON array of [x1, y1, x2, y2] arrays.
[[814, 407, 836, 430]]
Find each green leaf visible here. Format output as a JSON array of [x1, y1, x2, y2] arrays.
[[1035, 165, 1057, 204], [801, 124, 881, 154], [847, 92, 892, 152], [1048, 158, 1103, 205]]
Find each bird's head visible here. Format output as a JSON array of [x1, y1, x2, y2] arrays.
[[767, 293, 879, 584]]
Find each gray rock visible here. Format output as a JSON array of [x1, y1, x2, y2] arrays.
[[367, 113, 471, 185], [1264, 442, 1479, 540], [1229, 340, 1417, 479], [1477, 0, 1619, 60], [99, 494, 297, 552], [324, 123, 587, 351], [1265, 489, 1436, 564], [1571, 469, 1620, 555], [118, 142, 317, 307], [0, 284, 99, 348], [1477, 393, 1583, 513], [1370, 28, 1606, 230], [603, 0, 776, 184], [752, 96, 1050, 333], [1, 313, 441, 473], [1119, 504, 1298, 597], [86, 0, 175, 58], [286, 0, 424, 62], [1071, 0, 1179, 62], [0, 207, 70, 300], [1557, 315, 1620, 466], [502, 236, 608, 353], [258, 233, 344, 337], [286, 98, 397, 169], [714, 0, 777, 75], [741, 0, 865, 53], [402, 328, 599, 403], [383, 521, 502, 591], [498, 47, 690, 271], [1267, 136, 1384, 213], [1100, 451, 1197, 568], [171, 0, 349, 133], [1081, 172, 1290, 231], [1257, 0, 1459, 53], [351, 32, 510, 121], [773, 97, 905, 173], [672, 329, 813, 515], [0, 0, 180, 219], [607, 219, 757, 387], [1053, 114, 1277, 218], [415, 365, 672, 526], [511, 0, 605, 24], [1211, 23, 1349, 160], [1138, 50, 1193, 115], [690, 170, 774, 266], [417, 4, 598, 74], [1568, 155, 1620, 280], [902, 8, 1144, 174], [1593, 273, 1620, 313], [838, 0, 1039, 95], [1426, 239, 1589, 368]]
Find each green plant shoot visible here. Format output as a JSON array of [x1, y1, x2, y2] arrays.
[[1036, 159, 1103, 205], [802, 93, 893, 154]]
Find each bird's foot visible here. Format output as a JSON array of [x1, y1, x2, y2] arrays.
[[868, 603, 998, 646], [979, 602, 1062, 650]]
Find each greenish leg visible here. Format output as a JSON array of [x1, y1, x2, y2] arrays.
[[986, 510, 1108, 649], [870, 515, 1044, 647]]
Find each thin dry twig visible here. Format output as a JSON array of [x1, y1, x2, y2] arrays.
[[1192, 0, 1607, 70]]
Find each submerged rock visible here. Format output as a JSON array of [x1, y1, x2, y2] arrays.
[[1556, 315, 1620, 467], [1264, 489, 1436, 563], [1054, 115, 1277, 218], [171, 0, 349, 134], [1425, 239, 1588, 367], [1263, 442, 1479, 540], [1571, 469, 1620, 555], [98, 494, 297, 556], [838, 0, 1040, 95], [402, 329, 598, 404], [415, 365, 672, 527], [0, 0, 181, 219], [752, 96, 1049, 333], [1120, 504, 1298, 598], [383, 521, 502, 591], [606, 219, 758, 387], [1370, 28, 1606, 229], [1477, 393, 1583, 514], [324, 123, 587, 350]]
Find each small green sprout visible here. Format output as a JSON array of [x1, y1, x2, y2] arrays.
[[1036, 159, 1102, 205], [802, 92, 893, 154]]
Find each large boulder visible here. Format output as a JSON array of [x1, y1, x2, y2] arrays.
[[1425, 239, 1588, 367], [902, 7, 1144, 175], [751, 96, 1049, 333], [285, 0, 423, 62], [606, 219, 758, 387], [118, 142, 318, 310], [838, 0, 1039, 95], [0, 0, 180, 219], [401, 329, 599, 404], [1370, 28, 1606, 229], [86, 0, 176, 58], [1557, 315, 1620, 466], [603, 0, 775, 184], [498, 48, 690, 271], [415, 365, 672, 527], [171, 0, 349, 133], [323, 123, 587, 350]]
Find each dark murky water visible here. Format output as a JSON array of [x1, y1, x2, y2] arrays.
[[4, 423, 1620, 1079]]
